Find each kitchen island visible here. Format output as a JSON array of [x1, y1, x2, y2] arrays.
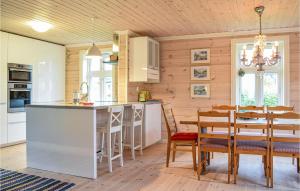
[[26, 102, 161, 179]]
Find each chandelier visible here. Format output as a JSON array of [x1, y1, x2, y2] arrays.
[[240, 6, 281, 74]]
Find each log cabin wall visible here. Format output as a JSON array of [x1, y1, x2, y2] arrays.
[[143, 32, 299, 139]]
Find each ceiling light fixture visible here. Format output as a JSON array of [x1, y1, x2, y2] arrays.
[[27, 20, 53, 33], [86, 17, 101, 58], [240, 6, 281, 76]]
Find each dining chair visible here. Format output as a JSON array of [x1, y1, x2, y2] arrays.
[[97, 106, 124, 173], [233, 111, 270, 187], [197, 110, 232, 183], [123, 103, 144, 160], [237, 105, 265, 133], [211, 105, 237, 160], [269, 112, 300, 188], [161, 103, 198, 171], [267, 106, 295, 134]]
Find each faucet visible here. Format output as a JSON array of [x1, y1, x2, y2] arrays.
[[80, 82, 89, 102]]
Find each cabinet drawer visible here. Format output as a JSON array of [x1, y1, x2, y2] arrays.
[[8, 122, 26, 143], [8, 112, 26, 123]]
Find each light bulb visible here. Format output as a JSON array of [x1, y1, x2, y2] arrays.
[[27, 20, 53, 32]]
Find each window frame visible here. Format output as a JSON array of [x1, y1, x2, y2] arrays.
[[79, 48, 117, 102], [231, 35, 290, 106]]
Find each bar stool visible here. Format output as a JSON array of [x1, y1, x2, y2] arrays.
[[123, 104, 144, 160], [97, 106, 124, 172]]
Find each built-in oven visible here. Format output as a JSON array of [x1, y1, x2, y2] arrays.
[[8, 83, 32, 113], [8, 63, 32, 83]]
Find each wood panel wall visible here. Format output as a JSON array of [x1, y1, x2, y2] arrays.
[[65, 44, 112, 102], [142, 32, 300, 138]]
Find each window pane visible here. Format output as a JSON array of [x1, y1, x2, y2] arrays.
[[263, 73, 279, 106], [90, 77, 100, 102], [104, 63, 112, 71], [241, 73, 256, 106], [103, 77, 113, 101], [89, 58, 100, 71], [82, 59, 87, 82]]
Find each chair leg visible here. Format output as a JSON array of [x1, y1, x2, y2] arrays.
[[166, 141, 171, 167], [203, 151, 207, 172], [192, 142, 196, 171], [227, 151, 231, 184], [139, 126, 143, 156], [266, 153, 270, 187], [100, 132, 105, 163], [237, 154, 240, 175], [118, 131, 124, 167], [263, 156, 267, 177], [197, 143, 202, 180], [207, 152, 210, 165], [234, 153, 237, 184], [172, 143, 176, 162], [270, 155, 273, 188], [297, 158, 300, 173], [131, 125, 135, 160], [107, 132, 112, 173]]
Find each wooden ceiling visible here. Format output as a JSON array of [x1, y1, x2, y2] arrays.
[[1, 0, 299, 45]]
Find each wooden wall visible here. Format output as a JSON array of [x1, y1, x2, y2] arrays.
[[143, 32, 300, 138], [65, 44, 112, 102]]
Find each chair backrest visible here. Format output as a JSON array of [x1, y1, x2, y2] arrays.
[[108, 106, 124, 129], [234, 111, 269, 141], [212, 105, 237, 111], [269, 112, 300, 144], [267, 106, 294, 113], [131, 103, 144, 126], [238, 105, 265, 113], [161, 103, 178, 138], [198, 110, 231, 139]]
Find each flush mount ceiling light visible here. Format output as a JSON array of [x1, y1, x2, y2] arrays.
[[27, 20, 53, 33]]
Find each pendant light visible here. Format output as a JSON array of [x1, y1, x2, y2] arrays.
[[86, 17, 101, 58]]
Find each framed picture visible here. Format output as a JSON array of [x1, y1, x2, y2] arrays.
[[191, 66, 210, 80], [191, 84, 210, 98], [191, 48, 210, 64]]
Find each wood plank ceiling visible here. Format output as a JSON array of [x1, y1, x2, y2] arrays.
[[1, 0, 299, 45]]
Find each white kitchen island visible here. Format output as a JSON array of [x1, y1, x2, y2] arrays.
[[26, 102, 161, 179]]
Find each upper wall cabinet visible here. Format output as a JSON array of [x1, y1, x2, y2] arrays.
[[129, 37, 160, 83]]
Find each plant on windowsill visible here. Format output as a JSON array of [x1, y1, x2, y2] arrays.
[[238, 68, 245, 77]]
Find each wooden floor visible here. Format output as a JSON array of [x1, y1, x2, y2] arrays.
[[1, 143, 299, 191]]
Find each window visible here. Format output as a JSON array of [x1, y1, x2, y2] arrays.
[[232, 36, 289, 106], [80, 51, 117, 102]]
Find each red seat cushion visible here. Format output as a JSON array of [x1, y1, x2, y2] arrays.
[[171, 132, 198, 141]]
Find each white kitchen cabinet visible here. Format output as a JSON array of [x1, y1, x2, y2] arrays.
[[143, 103, 162, 147], [0, 32, 8, 145], [129, 36, 160, 83], [1, 33, 66, 146], [7, 33, 65, 103]]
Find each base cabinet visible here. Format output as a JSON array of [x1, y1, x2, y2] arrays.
[[143, 103, 162, 147]]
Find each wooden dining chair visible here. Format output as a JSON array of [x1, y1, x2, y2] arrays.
[[237, 105, 265, 132], [210, 105, 237, 159], [269, 112, 300, 188], [161, 103, 198, 171], [267, 106, 295, 134], [197, 110, 232, 183], [233, 111, 270, 187]]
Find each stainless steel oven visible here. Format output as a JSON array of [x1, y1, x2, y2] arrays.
[[8, 83, 32, 113], [8, 63, 32, 83]]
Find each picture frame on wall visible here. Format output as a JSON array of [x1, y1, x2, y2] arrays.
[[191, 66, 210, 80], [191, 48, 210, 64], [191, 84, 210, 98]]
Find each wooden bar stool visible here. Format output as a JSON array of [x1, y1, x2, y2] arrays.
[[97, 106, 124, 173], [123, 104, 144, 160]]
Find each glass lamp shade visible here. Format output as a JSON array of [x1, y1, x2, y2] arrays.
[[86, 43, 101, 58]]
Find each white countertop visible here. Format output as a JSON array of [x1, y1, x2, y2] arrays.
[[26, 101, 160, 110]]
